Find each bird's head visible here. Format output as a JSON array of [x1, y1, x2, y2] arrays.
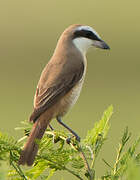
[[64, 24, 110, 55]]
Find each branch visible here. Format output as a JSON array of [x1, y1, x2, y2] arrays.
[[77, 145, 94, 180]]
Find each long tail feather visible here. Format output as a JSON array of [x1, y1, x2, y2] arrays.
[[18, 115, 51, 166]]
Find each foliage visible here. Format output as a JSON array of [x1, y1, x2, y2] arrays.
[[0, 105, 140, 180]]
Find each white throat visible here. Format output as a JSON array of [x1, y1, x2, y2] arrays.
[[73, 37, 93, 55]]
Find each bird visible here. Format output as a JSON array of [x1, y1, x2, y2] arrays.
[[18, 24, 110, 166]]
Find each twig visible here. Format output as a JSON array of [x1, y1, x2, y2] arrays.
[[90, 133, 104, 169], [65, 167, 83, 180], [38, 154, 83, 180], [10, 151, 27, 180], [77, 145, 94, 180], [45, 131, 94, 179], [114, 128, 131, 175], [114, 143, 123, 174], [102, 158, 113, 170], [86, 145, 94, 160], [11, 161, 27, 180]]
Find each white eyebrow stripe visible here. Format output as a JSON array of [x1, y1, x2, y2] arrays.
[[76, 26, 101, 39]]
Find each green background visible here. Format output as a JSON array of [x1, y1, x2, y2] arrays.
[[0, 0, 140, 179]]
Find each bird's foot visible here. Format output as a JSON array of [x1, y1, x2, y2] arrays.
[[66, 135, 81, 144]]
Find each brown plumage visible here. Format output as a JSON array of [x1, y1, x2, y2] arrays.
[[19, 25, 85, 166], [18, 24, 110, 166], [18, 117, 48, 165]]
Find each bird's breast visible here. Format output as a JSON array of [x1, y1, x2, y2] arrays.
[[56, 56, 87, 117], [51, 56, 87, 118], [56, 77, 84, 117]]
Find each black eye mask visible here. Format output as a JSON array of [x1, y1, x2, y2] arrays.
[[73, 30, 101, 41]]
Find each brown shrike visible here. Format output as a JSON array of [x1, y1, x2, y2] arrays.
[[19, 24, 110, 166]]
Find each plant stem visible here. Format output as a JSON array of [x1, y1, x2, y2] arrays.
[[45, 131, 93, 179], [114, 143, 123, 175], [90, 155, 95, 170], [10, 150, 27, 180], [39, 155, 83, 180], [65, 167, 83, 180], [78, 145, 94, 180], [11, 161, 27, 180]]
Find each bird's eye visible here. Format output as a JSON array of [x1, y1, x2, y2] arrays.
[[86, 31, 101, 41], [85, 31, 93, 38], [73, 29, 100, 41]]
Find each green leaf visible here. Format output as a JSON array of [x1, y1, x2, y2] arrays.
[[84, 105, 113, 147]]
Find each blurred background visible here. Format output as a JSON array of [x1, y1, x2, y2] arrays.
[[0, 0, 140, 179]]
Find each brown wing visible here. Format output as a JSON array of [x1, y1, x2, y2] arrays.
[[30, 60, 84, 122]]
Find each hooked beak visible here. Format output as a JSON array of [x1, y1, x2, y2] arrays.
[[92, 40, 110, 50]]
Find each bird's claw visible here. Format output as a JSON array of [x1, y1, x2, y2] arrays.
[[66, 135, 81, 144]]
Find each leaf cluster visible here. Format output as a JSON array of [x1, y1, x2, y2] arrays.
[[0, 105, 140, 180], [102, 127, 140, 180]]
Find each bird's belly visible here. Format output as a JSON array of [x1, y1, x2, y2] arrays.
[[57, 80, 84, 116]]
